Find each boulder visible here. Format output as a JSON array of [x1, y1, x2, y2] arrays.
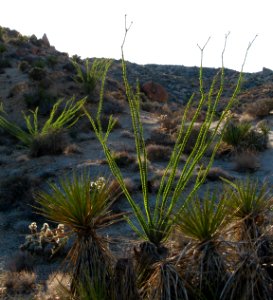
[[141, 81, 168, 103], [42, 33, 50, 47]]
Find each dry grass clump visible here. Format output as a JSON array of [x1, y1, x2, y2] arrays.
[[246, 98, 273, 118], [205, 166, 234, 181], [233, 151, 260, 172], [149, 128, 174, 146], [30, 130, 68, 157], [39, 272, 71, 300], [3, 271, 36, 296], [146, 144, 172, 162], [112, 150, 137, 168]]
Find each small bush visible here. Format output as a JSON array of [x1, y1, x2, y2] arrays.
[[222, 121, 251, 150], [112, 151, 137, 168], [4, 271, 36, 295], [222, 121, 268, 152], [28, 67, 47, 81], [46, 55, 59, 68], [72, 58, 112, 95], [246, 98, 273, 118], [0, 43, 6, 54], [205, 167, 234, 181], [30, 130, 68, 157], [149, 128, 174, 146], [0, 175, 36, 211], [146, 144, 172, 161], [24, 89, 57, 115], [18, 60, 30, 72], [233, 151, 260, 172]]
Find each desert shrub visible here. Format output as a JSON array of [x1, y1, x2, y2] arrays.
[[28, 66, 47, 81], [222, 121, 268, 152], [149, 128, 174, 146], [146, 144, 172, 161], [18, 60, 30, 72], [30, 130, 68, 157], [103, 94, 126, 114], [246, 98, 273, 117], [4, 271, 36, 295], [72, 58, 112, 95], [112, 151, 137, 168], [24, 88, 57, 115], [46, 55, 59, 68], [0, 43, 6, 54], [0, 97, 85, 156], [40, 272, 71, 300], [222, 121, 251, 150], [0, 175, 36, 210], [33, 59, 46, 69], [241, 129, 268, 151], [204, 166, 234, 181], [233, 151, 260, 172]]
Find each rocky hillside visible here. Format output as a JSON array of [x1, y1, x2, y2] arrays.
[[0, 25, 273, 298]]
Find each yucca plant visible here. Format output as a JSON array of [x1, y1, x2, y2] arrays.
[[220, 177, 273, 299], [72, 58, 112, 95], [35, 172, 125, 297], [0, 97, 86, 156], [222, 121, 251, 151], [176, 193, 228, 299], [223, 177, 273, 240]]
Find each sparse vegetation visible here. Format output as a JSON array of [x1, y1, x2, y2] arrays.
[[0, 97, 85, 156], [1, 19, 273, 300], [72, 57, 112, 95]]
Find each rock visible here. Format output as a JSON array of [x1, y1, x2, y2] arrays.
[[141, 81, 168, 103], [42, 33, 50, 47]]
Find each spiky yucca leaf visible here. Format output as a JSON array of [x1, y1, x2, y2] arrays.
[[177, 193, 228, 243], [223, 177, 272, 221], [35, 172, 123, 231], [36, 172, 124, 297]]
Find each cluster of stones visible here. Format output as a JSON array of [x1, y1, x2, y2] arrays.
[[20, 222, 68, 258]]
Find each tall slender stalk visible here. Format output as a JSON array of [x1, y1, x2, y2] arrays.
[[84, 17, 256, 247]]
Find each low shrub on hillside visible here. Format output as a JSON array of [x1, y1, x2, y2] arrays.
[[246, 98, 273, 118], [222, 120, 269, 152]]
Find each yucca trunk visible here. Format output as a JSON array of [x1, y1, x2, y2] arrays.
[[70, 231, 112, 297]]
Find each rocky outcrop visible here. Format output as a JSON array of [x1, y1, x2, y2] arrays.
[[141, 81, 168, 103]]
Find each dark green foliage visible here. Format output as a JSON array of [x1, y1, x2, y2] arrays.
[[28, 67, 47, 81], [24, 89, 57, 115], [29, 130, 67, 157], [223, 121, 268, 152], [18, 60, 30, 72], [0, 175, 36, 211], [72, 58, 112, 95]]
